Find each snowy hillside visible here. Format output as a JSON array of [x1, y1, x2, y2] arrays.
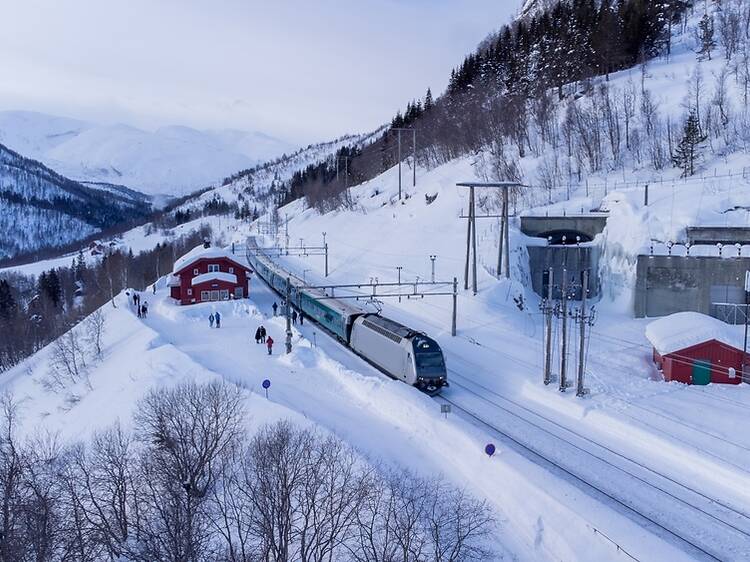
[[0, 142, 150, 260], [0, 111, 295, 195]]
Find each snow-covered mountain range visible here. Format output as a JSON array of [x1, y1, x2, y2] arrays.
[[0, 142, 150, 260], [0, 111, 295, 196]]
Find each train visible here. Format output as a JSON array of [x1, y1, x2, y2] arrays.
[[245, 238, 449, 395]]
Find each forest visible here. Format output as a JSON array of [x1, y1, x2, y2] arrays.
[[0, 380, 495, 561], [262, 1, 750, 212]]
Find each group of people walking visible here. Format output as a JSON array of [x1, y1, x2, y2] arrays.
[[131, 292, 148, 318], [209, 312, 222, 328], [271, 301, 303, 325], [254, 325, 274, 354]]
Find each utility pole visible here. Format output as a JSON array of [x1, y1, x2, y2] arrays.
[[430, 255, 437, 283], [559, 269, 569, 392], [285, 277, 292, 354], [285, 214, 289, 255], [392, 128, 417, 197], [471, 189, 478, 295], [644, 183, 649, 206], [464, 188, 473, 291], [398, 129, 402, 200], [502, 187, 510, 278], [451, 277, 458, 336], [397, 266, 403, 302], [322, 232, 328, 277], [542, 269, 554, 385], [412, 128, 417, 187], [576, 270, 589, 397]]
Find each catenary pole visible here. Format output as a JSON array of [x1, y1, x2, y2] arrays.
[[559, 269, 568, 392], [464, 192, 472, 291], [576, 270, 589, 397], [471, 187, 478, 295], [544, 269, 553, 386], [503, 187, 510, 278], [285, 277, 292, 354], [452, 277, 457, 337]]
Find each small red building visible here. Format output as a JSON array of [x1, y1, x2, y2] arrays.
[[646, 312, 745, 385], [169, 242, 251, 305]]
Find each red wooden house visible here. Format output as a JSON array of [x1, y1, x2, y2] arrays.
[[646, 312, 745, 385], [168, 242, 251, 305]]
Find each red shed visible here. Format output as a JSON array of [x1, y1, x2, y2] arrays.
[[169, 242, 252, 305], [645, 312, 745, 385]]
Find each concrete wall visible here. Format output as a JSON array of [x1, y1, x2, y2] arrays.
[[687, 226, 750, 245], [634, 255, 750, 321], [527, 245, 600, 300], [521, 215, 608, 240]]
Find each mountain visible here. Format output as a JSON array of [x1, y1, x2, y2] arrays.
[[0, 111, 296, 196], [0, 142, 151, 260]]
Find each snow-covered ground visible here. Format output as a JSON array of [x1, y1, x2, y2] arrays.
[[5, 277, 705, 562], [234, 150, 750, 560]]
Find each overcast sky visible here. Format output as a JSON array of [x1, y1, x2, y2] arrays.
[[0, 0, 522, 145]]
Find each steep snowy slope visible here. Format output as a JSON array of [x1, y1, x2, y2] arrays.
[[0, 110, 295, 195], [0, 142, 150, 259]]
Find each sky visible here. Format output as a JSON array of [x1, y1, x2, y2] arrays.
[[0, 0, 523, 145]]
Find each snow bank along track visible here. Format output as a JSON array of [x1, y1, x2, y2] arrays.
[[243, 247, 750, 561]]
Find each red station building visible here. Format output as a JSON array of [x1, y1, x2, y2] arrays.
[[168, 242, 251, 305], [646, 312, 745, 385]]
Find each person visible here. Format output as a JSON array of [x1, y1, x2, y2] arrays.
[[209, 313, 215, 328], [260, 325, 267, 343], [272, 302, 278, 316], [254, 327, 261, 344], [141, 301, 148, 318], [299, 310, 304, 325], [292, 309, 298, 325], [133, 293, 138, 307], [137, 304, 142, 318], [215, 311, 221, 328], [266, 335, 274, 355]]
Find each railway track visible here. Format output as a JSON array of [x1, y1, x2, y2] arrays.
[[245, 246, 750, 561], [442, 371, 750, 561]]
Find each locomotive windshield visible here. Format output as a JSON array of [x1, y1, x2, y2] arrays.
[[413, 336, 446, 378]]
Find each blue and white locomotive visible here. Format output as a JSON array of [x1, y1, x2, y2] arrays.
[[246, 238, 448, 395]]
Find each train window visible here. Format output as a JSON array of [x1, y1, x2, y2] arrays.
[[415, 352, 445, 370]]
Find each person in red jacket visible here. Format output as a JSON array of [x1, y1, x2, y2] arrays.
[[266, 336, 274, 355]]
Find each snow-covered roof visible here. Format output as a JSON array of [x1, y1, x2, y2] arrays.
[[191, 271, 237, 286], [173, 244, 246, 274], [645, 312, 743, 355], [166, 274, 180, 287]]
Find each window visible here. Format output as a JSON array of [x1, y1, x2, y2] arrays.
[[187, 289, 193, 296], [193, 268, 199, 275], [208, 264, 220, 273], [220, 289, 229, 300], [234, 287, 243, 298], [201, 291, 209, 301], [229, 267, 234, 274]]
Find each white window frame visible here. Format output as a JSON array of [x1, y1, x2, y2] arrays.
[[220, 289, 229, 300], [234, 286, 243, 298], [208, 264, 220, 273], [201, 291, 209, 301], [193, 268, 199, 275], [229, 267, 234, 274], [187, 288, 192, 296]]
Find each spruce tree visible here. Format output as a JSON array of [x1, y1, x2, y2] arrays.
[[0, 280, 15, 321], [672, 111, 707, 177], [424, 88, 433, 111], [697, 12, 716, 61]]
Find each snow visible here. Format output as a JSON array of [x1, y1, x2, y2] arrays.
[[645, 312, 744, 355], [190, 271, 237, 285], [0, 110, 296, 195], [172, 243, 247, 273]]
